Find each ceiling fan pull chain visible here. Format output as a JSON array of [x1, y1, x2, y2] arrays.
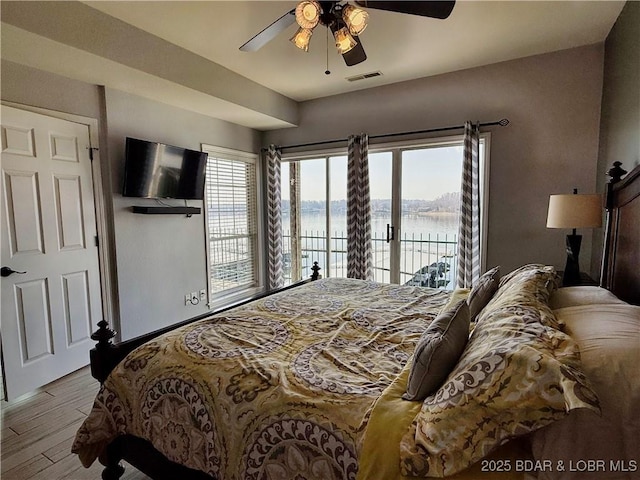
[[325, 26, 331, 75]]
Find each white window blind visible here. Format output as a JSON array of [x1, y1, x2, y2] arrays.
[[204, 148, 258, 297]]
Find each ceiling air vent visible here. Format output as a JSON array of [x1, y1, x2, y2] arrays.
[[346, 71, 383, 82]]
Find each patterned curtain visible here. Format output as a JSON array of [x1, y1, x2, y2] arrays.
[[265, 145, 284, 290], [457, 121, 481, 288], [347, 134, 373, 280]]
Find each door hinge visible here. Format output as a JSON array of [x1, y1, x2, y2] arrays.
[[94, 235, 99, 247]]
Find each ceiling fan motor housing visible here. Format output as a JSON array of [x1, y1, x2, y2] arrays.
[[319, 1, 340, 27], [240, 0, 455, 67]]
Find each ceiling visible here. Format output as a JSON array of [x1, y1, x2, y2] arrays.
[[1, 1, 626, 130]]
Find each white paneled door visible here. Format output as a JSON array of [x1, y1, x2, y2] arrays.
[[1, 106, 101, 401]]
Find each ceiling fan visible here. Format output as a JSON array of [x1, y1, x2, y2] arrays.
[[239, 1, 456, 67]]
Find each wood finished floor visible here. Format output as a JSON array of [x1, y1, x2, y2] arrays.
[[1, 366, 150, 480]]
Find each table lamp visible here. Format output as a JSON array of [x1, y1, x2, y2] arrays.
[[546, 189, 602, 286]]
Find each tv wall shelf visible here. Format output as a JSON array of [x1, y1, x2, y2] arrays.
[[131, 206, 201, 215]]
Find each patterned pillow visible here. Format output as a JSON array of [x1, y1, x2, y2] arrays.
[[466, 266, 500, 320], [489, 264, 561, 327], [498, 263, 560, 292], [403, 300, 470, 401], [399, 265, 599, 477]]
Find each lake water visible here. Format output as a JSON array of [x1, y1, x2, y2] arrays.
[[282, 212, 459, 286], [285, 211, 459, 237]]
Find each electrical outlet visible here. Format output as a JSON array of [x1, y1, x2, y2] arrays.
[[190, 292, 199, 305], [185, 292, 201, 306]]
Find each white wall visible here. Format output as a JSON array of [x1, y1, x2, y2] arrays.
[[264, 45, 606, 278]]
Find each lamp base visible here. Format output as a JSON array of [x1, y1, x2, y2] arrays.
[[562, 234, 582, 286]]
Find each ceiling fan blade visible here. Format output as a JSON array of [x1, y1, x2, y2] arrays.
[[239, 9, 296, 52], [342, 36, 367, 66], [356, 1, 455, 19]]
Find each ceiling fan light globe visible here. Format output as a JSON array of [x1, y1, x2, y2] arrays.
[[290, 27, 313, 51], [334, 26, 357, 54], [343, 4, 369, 35], [295, 1, 321, 29]]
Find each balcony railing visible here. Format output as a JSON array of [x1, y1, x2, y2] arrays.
[[283, 230, 458, 289]]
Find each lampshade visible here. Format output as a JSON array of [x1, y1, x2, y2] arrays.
[[295, 1, 321, 29], [342, 4, 369, 35], [546, 193, 603, 229], [333, 26, 357, 54], [290, 27, 313, 52]]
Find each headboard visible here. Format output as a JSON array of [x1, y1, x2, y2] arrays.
[[601, 161, 640, 305]]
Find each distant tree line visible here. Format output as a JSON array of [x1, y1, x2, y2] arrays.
[[282, 192, 460, 214]]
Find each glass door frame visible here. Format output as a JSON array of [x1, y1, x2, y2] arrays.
[[280, 132, 491, 284], [281, 146, 347, 280], [369, 133, 491, 284]]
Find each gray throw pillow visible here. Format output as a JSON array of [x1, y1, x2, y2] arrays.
[[403, 300, 470, 401], [467, 266, 500, 321]]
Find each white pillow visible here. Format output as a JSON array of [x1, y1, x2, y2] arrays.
[[549, 286, 626, 310], [531, 303, 640, 480]]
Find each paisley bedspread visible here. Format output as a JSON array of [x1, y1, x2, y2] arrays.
[[72, 278, 452, 480]]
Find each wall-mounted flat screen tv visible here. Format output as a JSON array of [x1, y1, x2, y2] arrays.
[[122, 137, 207, 200]]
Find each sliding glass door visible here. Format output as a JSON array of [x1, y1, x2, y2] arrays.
[[368, 145, 461, 288], [281, 154, 347, 282], [368, 152, 394, 283], [282, 135, 488, 288], [397, 145, 463, 288]]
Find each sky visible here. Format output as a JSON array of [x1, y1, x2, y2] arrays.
[[282, 144, 468, 202]]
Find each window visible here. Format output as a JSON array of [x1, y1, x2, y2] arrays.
[[202, 145, 261, 304], [282, 134, 489, 288], [281, 153, 347, 282]]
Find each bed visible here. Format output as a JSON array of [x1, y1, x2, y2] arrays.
[[72, 162, 640, 480]]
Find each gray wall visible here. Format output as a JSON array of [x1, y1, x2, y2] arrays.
[[1, 61, 102, 119], [592, 0, 640, 277], [105, 89, 261, 339], [1, 61, 261, 340], [264, 45, 606, 278]]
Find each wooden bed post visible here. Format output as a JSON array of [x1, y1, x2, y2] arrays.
[[311, 261, 321, 280], [600, 161, 627, 288], [90, 320, 117, 384], [100, 436, 125, 479], [101, 459, 125, 480]]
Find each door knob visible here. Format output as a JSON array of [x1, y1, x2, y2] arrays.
[[1, 267, 27, 277]]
